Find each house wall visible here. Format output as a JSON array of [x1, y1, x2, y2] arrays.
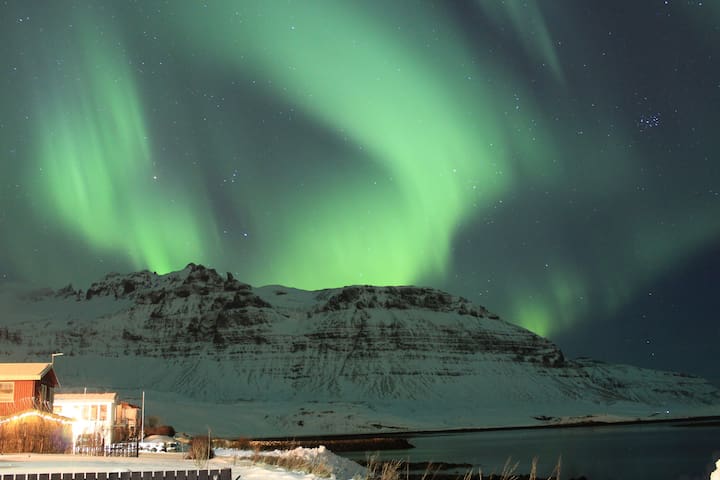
[[53, 398, 117, 447], [0, 365, 57, 417], [116, 404, 141, 438], [38, 373, 55, 407], [0, 380, 39, 416]]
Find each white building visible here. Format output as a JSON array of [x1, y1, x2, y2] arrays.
[[53, 392, 118, 449]]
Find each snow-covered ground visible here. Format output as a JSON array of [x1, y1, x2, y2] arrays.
[[0, 448, 366, 480]]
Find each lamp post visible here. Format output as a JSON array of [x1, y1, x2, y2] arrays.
[[51, 352, 64, 364]]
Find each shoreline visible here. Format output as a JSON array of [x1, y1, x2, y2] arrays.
[[232, 414, 720, 452]]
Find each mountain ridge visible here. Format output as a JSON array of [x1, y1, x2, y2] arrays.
[[1, 263, 717, 436]]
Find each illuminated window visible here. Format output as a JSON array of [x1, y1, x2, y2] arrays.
[[0, 382, 13, 402], [99, 405, 107, 421]]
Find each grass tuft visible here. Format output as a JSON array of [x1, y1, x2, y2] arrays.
[[251, 450, 334, 478], [358, 454, 563, 480]]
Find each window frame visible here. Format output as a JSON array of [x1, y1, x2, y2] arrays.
[[0, 382, 14, 402]]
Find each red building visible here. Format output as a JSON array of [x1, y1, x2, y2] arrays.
[[0, 363, 59, 416]]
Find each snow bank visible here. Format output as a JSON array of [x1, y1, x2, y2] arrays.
[[215, 445, 366, 480]]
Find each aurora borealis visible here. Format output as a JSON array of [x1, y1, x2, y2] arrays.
[[1, 1, 718, 381]]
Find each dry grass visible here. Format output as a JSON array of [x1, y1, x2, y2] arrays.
[[0, 412, 72, 453], [249, 447, 565, 480], [479, 455, 562, 480], [360, 454, 563, 480], [251, 451, 334, 478], [549, 455, 562, 480], [529, 456, 538, 480], [365, 458, 404, 480], [186, 435, 214, 468]]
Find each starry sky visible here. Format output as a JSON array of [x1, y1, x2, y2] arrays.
[[1, 1, 718, 383]]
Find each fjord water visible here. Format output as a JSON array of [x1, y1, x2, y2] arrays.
[[342, 422, 720, 479]]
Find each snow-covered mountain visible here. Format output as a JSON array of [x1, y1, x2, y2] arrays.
[[1, 263, 718, 436]]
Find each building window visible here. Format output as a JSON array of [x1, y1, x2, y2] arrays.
[[0, 382, 13, 402], [99, 404, 107, 421]]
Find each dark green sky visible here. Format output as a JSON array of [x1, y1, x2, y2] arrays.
[[1, 1, 718, 381]]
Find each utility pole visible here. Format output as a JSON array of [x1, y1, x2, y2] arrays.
[[140, 391, 145, 441], [51, 352, 64, 364]]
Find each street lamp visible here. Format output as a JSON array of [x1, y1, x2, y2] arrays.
[[51, 352, 64, 364]]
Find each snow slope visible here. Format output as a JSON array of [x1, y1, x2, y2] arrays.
[[0, 264, 718, 436]]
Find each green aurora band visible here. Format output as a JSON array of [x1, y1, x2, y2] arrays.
[[7, 1, 718, 341], [31, 20, 217, 274], [171, 1, 557, 288], [477, 0, 564, 82]]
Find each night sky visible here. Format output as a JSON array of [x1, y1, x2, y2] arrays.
[[1, 1, 718, 383]]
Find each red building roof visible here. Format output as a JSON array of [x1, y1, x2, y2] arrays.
[[0, 363, 59, 387]]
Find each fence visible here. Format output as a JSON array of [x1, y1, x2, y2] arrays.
[[74, 441, 139, 457], [0, 469, 232, 480], [104, 441, 139, 457]]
